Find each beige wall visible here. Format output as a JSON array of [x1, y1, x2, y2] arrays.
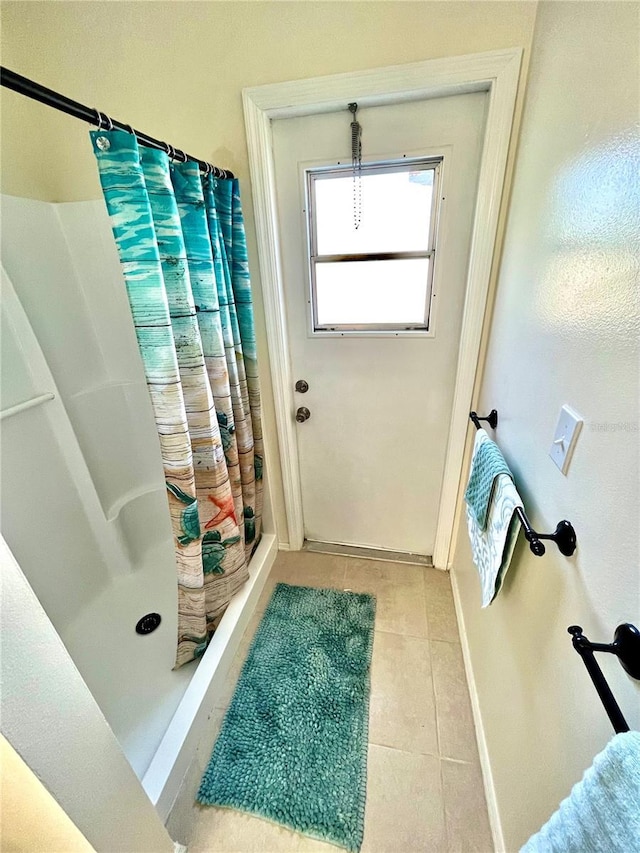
[[452, 2, 640, 850], [1, 735, 94, 853], [0, 0, 538, 541]]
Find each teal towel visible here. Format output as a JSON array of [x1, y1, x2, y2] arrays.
[[522, 731, 640, 853], [464, 429, 513, 529]]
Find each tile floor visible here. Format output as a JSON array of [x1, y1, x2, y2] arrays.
[[189, 551, 492, 853]]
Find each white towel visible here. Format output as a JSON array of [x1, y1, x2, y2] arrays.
[[522, 731, 640, 852], [466, 450, 523, 606]]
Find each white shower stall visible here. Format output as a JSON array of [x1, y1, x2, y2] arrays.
[[0, 193, 276, 819]]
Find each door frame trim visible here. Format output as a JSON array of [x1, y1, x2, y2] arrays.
[[243, 48, 522, 567]]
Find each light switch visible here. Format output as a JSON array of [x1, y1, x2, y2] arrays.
[[549, 405, 583, 474]]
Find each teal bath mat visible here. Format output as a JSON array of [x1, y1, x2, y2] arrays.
[[197, 582, 376, 851]]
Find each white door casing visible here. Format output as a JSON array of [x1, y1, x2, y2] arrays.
[[273, 93, 487, 555], [243, 49, 522, 567]]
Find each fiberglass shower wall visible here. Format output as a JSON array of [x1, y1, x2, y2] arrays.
[[0, 194, 196, 777]]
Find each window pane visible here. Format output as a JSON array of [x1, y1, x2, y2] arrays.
[[314, 168, 434, 256], [315, 259, 430, 327]]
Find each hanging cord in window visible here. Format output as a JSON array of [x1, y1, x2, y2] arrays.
[[348, 102, 362, 230]]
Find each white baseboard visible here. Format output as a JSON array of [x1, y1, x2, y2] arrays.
[[450, 568, 505, 853]]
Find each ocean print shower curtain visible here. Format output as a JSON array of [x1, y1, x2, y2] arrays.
[[91, 130, 263, 667]]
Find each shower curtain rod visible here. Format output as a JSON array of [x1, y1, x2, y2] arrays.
[[0, 67, 235, 180]]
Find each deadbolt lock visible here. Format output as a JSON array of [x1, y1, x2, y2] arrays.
[[295, 406, 311, 423], [295, 379, 309, 393]]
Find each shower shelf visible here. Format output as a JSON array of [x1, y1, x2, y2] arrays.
[[105, 484, 165, 524]]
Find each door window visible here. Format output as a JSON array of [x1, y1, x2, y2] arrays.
[[306, 159, 442, 333]]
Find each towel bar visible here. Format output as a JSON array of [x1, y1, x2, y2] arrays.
[[568, 624, 640, 733], [469, 409, 577, 557]]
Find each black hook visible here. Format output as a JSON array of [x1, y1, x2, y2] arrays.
[[470, 409, 498, 430]]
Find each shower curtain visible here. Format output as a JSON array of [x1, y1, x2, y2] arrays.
[[91, 129, 263, 668]]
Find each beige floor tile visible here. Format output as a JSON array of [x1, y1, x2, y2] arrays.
[[345, 559, 428, 638], [362, 744, 446, 853], [213, 609, 263, 709], [190, 552, 490, 853], [189, 807, 301, 852], [424, 569, 459, 643], [369, 631, 438, 755], [431, 640, 479, 763], [197, 706, 227, 772], [166, 708, 227, 846], [255, 575, 278, 612], [296, 835, 346, 852], [271, 551, 347, 590], [166, 708, 225, 847], [213, 652, 244, 710], [441, 759, 493, 853]]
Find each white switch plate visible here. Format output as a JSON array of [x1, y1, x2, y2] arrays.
[[549, 405, 583, 474]]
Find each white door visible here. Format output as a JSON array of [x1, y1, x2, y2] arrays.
[[272, 92, 487, 556]]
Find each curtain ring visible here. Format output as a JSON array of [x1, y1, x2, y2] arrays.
[[93, 109, 105, 130], [123, 123, 135, 136], [166, 143, 175, 160]]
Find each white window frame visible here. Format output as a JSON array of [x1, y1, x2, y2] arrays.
[[306, 158, 443, 335]]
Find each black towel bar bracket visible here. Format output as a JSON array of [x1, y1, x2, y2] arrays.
[[469, 409, 577, 557], [568, 623, 640, 733], [469, 409, 498, 430], [516, 512, 576, 557]]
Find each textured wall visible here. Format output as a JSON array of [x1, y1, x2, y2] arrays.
[[0, 0, 538, 543], [451, 2, 640, 849]]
